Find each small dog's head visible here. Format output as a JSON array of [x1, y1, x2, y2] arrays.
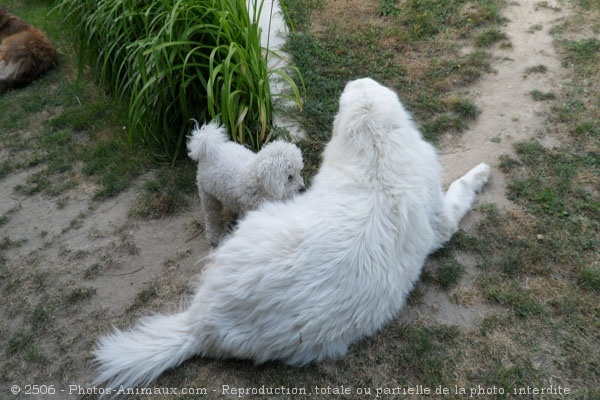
[[256, 141, 305, 200]]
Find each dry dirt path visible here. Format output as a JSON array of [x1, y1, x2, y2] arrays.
[[440, 0, 569, 209], [403, 0, 571, 329]]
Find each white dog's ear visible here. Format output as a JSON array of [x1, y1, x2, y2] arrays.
[[256, 157, 286, 200], [257, 158, 286, 199]]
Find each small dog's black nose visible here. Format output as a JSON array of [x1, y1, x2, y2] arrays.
[[299, 186, 306, 193]]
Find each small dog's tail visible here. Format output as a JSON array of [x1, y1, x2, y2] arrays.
[[93, 311, 199, 394], [187, 120, 228, 161]]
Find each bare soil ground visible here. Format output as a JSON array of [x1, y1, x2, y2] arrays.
[[0, 0, 580, 397], [439, 0, 570, 209], [415, 0, 571, 328]]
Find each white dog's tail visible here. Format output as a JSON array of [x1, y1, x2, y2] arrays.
[[93, 311, 198, 393], [187, 120, 228, 161]]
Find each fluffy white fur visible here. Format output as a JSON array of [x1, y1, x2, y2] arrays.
[[94, 78, 490, 391], [187, 121, 305, 245], [0, 58, 21, 81]]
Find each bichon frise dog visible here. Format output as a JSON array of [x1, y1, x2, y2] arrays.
[[94, 78, 490, 391], [187, 121, 305, 245]]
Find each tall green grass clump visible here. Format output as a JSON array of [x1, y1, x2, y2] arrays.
[[56, 0, 302, 160]]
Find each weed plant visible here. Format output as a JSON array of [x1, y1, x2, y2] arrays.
[[56, 0, 302, 160]]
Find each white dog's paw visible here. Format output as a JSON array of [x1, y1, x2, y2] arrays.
[[463, 162, 491, 193]]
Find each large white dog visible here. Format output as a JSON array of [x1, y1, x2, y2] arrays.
[[94, 78, 490, 390]]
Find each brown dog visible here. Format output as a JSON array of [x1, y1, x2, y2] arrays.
[[0, 6, 57, 93]]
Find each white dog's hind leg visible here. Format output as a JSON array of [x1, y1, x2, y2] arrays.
[[444, 162, 490, 225], [432, 163, 490, 251], [200, 191, 225, 246]]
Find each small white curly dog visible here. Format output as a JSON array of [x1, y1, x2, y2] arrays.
[[187, 121, 305, 245], [94, 78, 490, 390]]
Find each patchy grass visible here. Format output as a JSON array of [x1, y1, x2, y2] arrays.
[[423, 261, 466, 290], [527, 23, 544, 33], [474, 28, 510, 47], [282, 0, 502, 151], [529, 89, 556, 101], [524, 64, 549, 75], [125, 282, 160, 314], [379, 0, 399, 17], [130, 161, 197, 219], [62, 286, 96, 305]]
